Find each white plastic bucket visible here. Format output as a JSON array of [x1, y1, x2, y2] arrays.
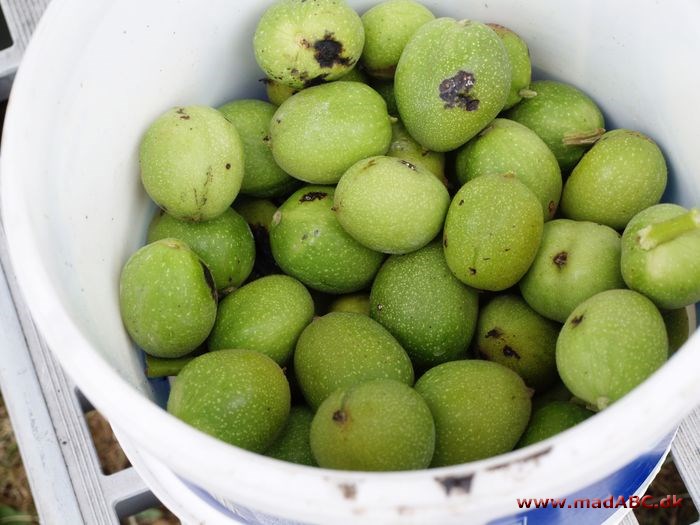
[[1, 0, 699, 523]]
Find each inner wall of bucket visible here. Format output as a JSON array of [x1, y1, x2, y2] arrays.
[[23, 0, 700, 404]]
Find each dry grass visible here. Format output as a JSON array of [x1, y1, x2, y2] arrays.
[[0, 395, 37, 523], [85, 410, 130, 475], [635, 455, 699, 525]]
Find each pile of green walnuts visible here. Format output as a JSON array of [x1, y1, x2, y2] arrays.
[[119, 0, 700, 471]]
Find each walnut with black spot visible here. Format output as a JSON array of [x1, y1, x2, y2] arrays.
[[394, 18, 512, 152], [254, 0, 365, 89], [475, 294, 560, 391], [309, 379, 435, 471], [269, 185, 384, 294], [520, 219, 625, 323], [556, 289, 668, 411]]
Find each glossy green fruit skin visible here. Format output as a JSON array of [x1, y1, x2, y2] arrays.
[[265, 405, 316, 466], [218, 99, 297, 198], [254, 0, 364, 89], [520, 219, 624, 323], [621, 204, 700, 309], [455, 118, 561, 220], [310, 379, 434, 471], [370, 241, 478, 368], [662, 308, 690, 355], [208, 275, 314, 365], [517, 401, 592, 448], [294, 312, 414, 409], [415, 360, 531, 466], [506, 80, 605, 172], [556, 289, 668, 410], [334, 156, 450, 254], [387, 121, 446, 183], [475, 294, 559, 391], [147, 208, 255, 292], [270, 82, 392, 184], [561, 130, 667, 230], [119, 239, 217, 358], [487, 24, 531, 109], [443, 174, 543, 291], [360, 0, 435, 78], [140, 106, 244, 221], [329, 293, 370, 315], [395, 18, 511, 152], [270, 186, 384, 293], [168, 349, 290, 452]]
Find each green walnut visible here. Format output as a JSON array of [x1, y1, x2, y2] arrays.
[[487, 24, 533, 109], [443, 173, 543, 291], [294, 312, 414, 409], [662, 307, 691, 355], [370, 241, 479, 368], [334, 156, 450, 254], [475, 294, 560, 391], [360, 0, 435, 78], [310, 379, 435, 471], [387, 120, 446, 184], [531, 381, 575, 411], [561, 130, 667, 229], [329, 293, 370, 315], [394, 18, 511, 151], [506, 80, 605, 172], [147, 208, 255, 293], [455, 118, 562, 220], [371, 79, 398, 116], [218, 99, 298, 198], [254, 0, 364, 89], [119, 238, 217, 358], [208, 275, 314, 365], [265, 405, 316, 466], [415, 360, 531, 466], [519, 219, 624, 323], [233, 197, 281, 279], [621, 204, 700, 309], [270, 186, 384, 293], [233, 197, 278, 231], [556, 289, 668, 410], [140, 105, 244, 221], [270, 82, 392, 184], [264, 78, 300, 106], [339, 66, 370, 83], [168, 349, 290, 452], [517, 401, 593, 448], [264, 67, 368, 106]]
